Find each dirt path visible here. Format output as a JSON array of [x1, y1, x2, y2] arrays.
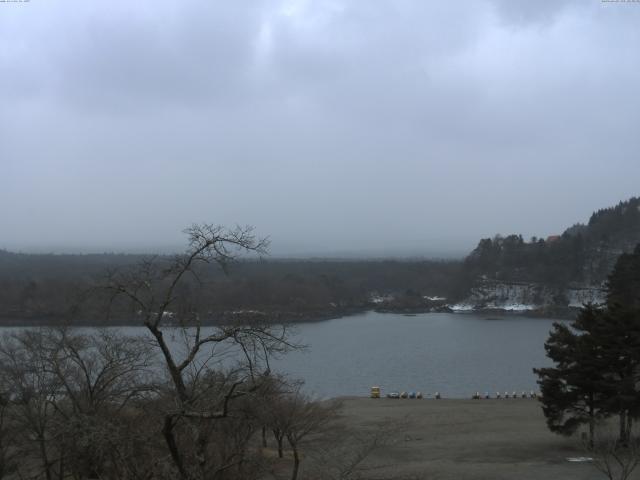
[[336, 397, 609, 480]]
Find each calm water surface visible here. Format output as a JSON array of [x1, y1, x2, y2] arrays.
[[2, 312, 565, 399], [271, 311, 565, 398]]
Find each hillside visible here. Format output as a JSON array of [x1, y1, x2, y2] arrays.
[[454, 197, 640, 313]]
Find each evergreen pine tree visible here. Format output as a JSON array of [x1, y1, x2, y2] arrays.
[[535, 244, 640, 444], [599, 244, 640, 444], [534, 305, 610, 444]]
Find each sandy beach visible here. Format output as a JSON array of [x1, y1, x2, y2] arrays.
[[335, 397, 608, 480]]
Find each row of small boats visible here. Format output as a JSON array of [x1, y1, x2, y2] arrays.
[[472, 391, 538, 399], [385, 391, 438, 399], [371, 386, 539, 399]]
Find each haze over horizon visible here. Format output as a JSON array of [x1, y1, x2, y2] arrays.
[[2, 1, 639, 257]]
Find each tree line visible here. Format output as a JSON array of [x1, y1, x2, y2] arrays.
[[0, 249, 461, 325], [2, 196, 640, 324], [0, 225, 390, 480]]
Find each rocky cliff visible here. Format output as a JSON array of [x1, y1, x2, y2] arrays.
[[451, 280, 605, 313]]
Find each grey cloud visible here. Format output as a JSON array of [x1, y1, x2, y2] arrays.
[[1, 0, 639, 256], [489, 0, 584, 26], [53, 4, 266, 112]]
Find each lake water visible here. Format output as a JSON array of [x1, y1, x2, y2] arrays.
[[271, 311, 565, 399], [1, 312, 565, 399]]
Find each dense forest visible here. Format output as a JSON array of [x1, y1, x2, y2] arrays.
[[462, 197, 640, 288], [0, 250, 461, 324], [1, 197, 639, 324]]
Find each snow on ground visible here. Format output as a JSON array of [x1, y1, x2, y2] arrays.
[[487, 303, 536, 311], [450, 303, 475, 311], [566, 287, 605, 308]]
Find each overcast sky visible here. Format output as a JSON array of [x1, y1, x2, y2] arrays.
[[1, 0, 639, 257]]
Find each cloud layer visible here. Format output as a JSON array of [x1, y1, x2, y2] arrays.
[[2, 0, 639, 256]]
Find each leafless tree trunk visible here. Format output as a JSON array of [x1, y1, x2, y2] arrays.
[[584, 429, 640, 480], [290, 443, 300, 480], [262, 387, 340, 480], [0, 330, 62, 480], [102, 224, 297, 480], [0, 327, 157, 480], [0, 224, 299, 480], [274, 429, 285, 458]]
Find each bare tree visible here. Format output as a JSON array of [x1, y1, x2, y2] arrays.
[[286, 397, 341, 480], [103, 224, 297, 480], [0, 328, 157, 480], [267, 393, 406, 480], [0, 384, 18, 479], [263, 387, 340, 480], [253, 374, 294, 457], [44, 328, 156, 414], [45, 328, 156, 479], [0, 330, 62, 480], [0, 225, 299, 480], [308, 419, 403, 480], [583, 429, 640, 480]]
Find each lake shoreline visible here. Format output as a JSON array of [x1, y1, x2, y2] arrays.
[[0, 305, 573, 327]]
